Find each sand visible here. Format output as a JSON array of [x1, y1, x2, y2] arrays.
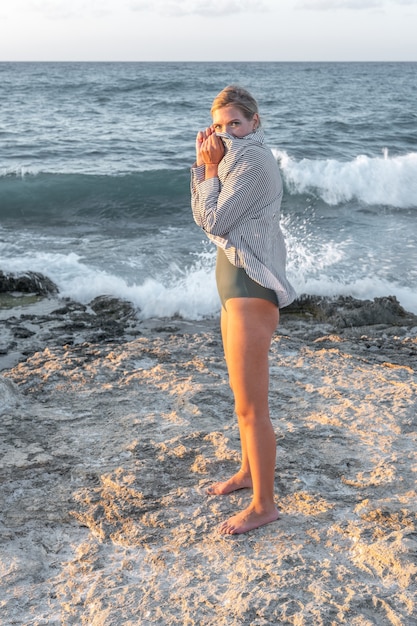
[[1, 300, 417, 625]]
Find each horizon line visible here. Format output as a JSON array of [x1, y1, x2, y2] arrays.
[[1, 59, 416, 63]]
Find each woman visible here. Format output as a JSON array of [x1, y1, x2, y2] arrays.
[[191, 85, 296, 535]]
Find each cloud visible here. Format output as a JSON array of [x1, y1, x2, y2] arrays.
[[3, 0, 270, 21], [297, 0, 417, 9], [296, 0, 382, 9], [4, 0, 115, 20], [129, 0, 269, 17]]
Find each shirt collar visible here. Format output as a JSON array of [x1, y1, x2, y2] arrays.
[[216, 128, 265, 145]]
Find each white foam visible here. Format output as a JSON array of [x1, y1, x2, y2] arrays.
[[0, 249, 220, 320], [281, 218, 417, 314], [273, 149, 417, 209], [2, 235, 416, 319]]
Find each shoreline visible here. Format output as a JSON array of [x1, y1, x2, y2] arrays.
[[1, 286, 417, 623], [1, 287, 417, 372]]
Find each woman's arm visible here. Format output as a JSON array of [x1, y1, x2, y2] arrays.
[[192, 147, 274, 236]]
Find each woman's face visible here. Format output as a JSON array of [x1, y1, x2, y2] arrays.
[[212, 105, 259, 138]]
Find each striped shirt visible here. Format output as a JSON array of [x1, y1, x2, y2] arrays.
[[191, 129, 296, 309]]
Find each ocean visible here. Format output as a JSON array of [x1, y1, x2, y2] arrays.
[[1, 61, 416, 319]]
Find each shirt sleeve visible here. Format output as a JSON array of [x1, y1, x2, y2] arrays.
[[191, 147, 271, 237], [191, 165, 220, 229]]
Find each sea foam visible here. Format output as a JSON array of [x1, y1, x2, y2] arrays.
[[274, 149, 417, 209]]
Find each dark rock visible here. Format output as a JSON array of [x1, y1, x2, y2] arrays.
[[0, 270, 59, 296], [0, 294, 141, 370], [331, 296, 413, 328], [283, 295, 417, 329], [51, 302, 87, 315], [89, 295, 138, 321], [13, 327, 36, 339]]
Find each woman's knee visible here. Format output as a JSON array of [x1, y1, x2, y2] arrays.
[[234, 394, 270, 423], [235, 410, 271, 434]]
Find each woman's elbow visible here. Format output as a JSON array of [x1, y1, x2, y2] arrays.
[[203, 221, 227, 237]]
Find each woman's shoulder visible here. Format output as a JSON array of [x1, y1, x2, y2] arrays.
[[238, 141, 279, 173]]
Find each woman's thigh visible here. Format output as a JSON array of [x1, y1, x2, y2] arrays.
[[224, 298, 279, 416]]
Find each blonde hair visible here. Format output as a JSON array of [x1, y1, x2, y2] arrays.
[[211, 85, 261, 125]]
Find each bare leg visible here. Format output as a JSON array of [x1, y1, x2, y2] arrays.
[[218, 298, 280, 534], [206, 306, 252, 495]]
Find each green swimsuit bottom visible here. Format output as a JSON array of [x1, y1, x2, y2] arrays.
[[215, 247, 278, 310]]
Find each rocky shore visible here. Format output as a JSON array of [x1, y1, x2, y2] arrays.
[[2, 270, 417, 373], [1, 270, 417, 625]]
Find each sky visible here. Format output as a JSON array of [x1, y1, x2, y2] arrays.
[[0, 0, 416, 62]]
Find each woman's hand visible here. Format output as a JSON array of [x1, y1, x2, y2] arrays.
[[195, 129, 207, 166], [196, 126, 225, 168]]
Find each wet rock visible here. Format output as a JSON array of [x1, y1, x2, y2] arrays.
[[51, 302, 87, 315], [0, 295, 142, 370], [0, 270, 59, 296], [331, 295, 415, 328], [12, 327, 36, 339], [89, 295, 138, 321], [284, 295, 417, 329]]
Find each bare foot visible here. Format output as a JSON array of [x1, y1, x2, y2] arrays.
[[206, 470, 252, 495], [219, 504, 279, 535]]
